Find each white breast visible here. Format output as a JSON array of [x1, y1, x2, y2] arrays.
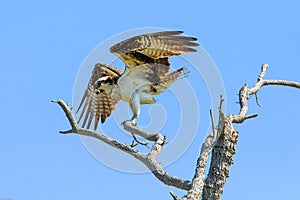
[[116, 67, 153, 102]]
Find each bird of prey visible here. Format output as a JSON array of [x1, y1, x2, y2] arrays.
[[76, 31, 199, 130]]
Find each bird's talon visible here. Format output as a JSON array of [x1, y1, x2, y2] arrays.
[[122, 120, 137, 126], [132, 121, 137, 126]]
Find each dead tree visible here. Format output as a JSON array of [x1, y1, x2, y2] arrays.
[[53, 64, 300, 200]]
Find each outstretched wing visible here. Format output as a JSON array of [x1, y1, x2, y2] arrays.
[[110, 31, 199, 83], [76, 63, 122, 130]]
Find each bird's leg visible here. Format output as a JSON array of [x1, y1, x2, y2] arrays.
[[129, 90, 140, 125], [123, 90, 140, 126]]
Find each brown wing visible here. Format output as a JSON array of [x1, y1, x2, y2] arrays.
[[76, 63, 122, 130], [110, 31, 199, 82]]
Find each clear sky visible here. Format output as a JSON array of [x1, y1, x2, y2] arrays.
[[1, 0, 300, 200]]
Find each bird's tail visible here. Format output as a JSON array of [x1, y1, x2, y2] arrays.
[[153, 67, 189, 94]]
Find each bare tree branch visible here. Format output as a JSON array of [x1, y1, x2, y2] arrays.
[[170, 190, 181, 200], [52, 99, 191, 191], [209, 109, 215, 130], [262, 79, 300, 89], [232, 64, 300, 123], [53, 99, 146, 159], [122, 121, 160, 142], [51, 100, 79, 131], [131, 133, 149, 147]]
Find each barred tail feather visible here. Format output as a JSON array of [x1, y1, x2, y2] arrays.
[[166, 67, 190, 81], [153, 67, 189, 94]]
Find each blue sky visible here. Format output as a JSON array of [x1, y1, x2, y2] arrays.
[[1, 0, 300, 199]]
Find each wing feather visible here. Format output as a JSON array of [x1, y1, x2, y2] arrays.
[[76, 63, 122, 130], [110, 30, 199, 59], [109, 31, 198, 81]]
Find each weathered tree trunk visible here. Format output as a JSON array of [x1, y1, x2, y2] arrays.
[[202, 119, 238, 200]]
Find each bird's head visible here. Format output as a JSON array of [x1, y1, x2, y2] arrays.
[[94, 76, 115, 94]]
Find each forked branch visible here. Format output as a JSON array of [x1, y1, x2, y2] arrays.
[[231, 64, 300, 123], [52, 99, 191, 190]]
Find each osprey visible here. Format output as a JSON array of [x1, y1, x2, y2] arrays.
[[76, 31, 199, 130]]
